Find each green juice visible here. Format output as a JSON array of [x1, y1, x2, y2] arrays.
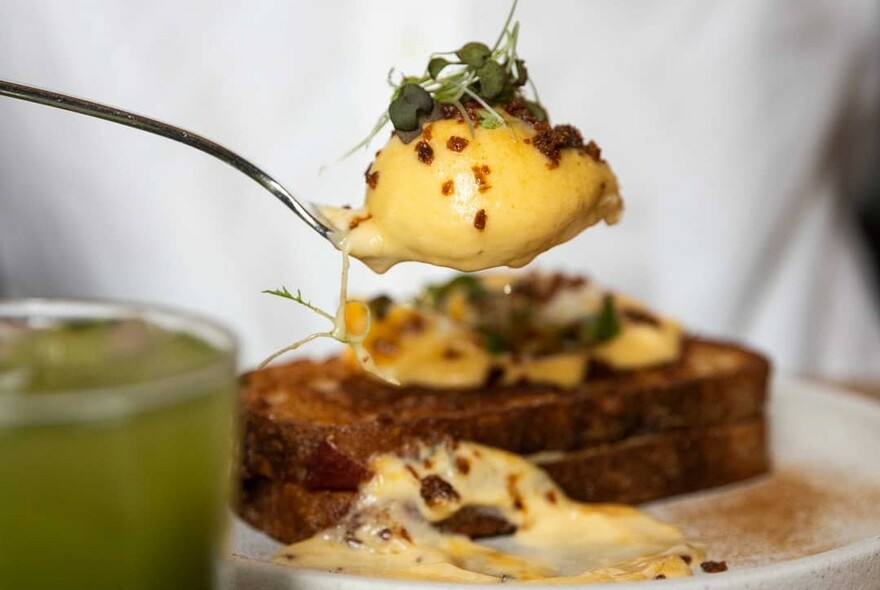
[[0, 312, 236, 590]]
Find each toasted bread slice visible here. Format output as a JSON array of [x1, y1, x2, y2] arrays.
[[239, 339, 768, 470], [240, 419, 768, 544], [237, 338, 770, 543]]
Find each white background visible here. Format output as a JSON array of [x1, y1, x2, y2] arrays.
[[0, 0, 878, 375]]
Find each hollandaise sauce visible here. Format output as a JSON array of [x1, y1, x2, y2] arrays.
[[276, 442, 703, 582], [322, 112, 622, 273]]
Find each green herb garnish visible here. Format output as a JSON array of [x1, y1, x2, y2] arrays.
[[478, 110, 504, 130], [367, 294, 393, 320], [387, 83, 435, 133], [421, 274, 487, 308], [257, 252, 391, 382], [263, 286, 335, 323], [579, 295, 622, 344], [348, 0, 545, 153], [480, 329, 509, 355]]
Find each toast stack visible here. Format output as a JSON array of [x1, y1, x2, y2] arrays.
[[237, 338, 770, 544]]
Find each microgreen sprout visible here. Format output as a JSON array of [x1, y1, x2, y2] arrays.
[[347, 0, 544, 154], [258, 252, 397, 384], [258, 286, 368, 370], [262, 286, 335, 323]]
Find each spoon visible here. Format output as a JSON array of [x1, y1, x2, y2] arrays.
[[0, 79, 334, 241]]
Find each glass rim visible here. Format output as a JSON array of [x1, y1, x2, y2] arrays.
[[0, 297, 238, 426]]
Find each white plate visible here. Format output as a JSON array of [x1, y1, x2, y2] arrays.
[[230, 379, 880, 589]]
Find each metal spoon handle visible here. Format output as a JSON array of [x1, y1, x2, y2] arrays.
[[0, 79, 333, 240]]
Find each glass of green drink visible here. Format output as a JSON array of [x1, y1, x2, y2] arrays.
[[0, 299, 238, 590]]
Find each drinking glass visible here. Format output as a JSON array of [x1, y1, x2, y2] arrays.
[[0, 299, 238, 590]]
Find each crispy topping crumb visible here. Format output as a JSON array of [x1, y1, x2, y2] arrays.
[[680, 554, 692, 565], [545, 490, 558, 504], [423, 124, 433, 141], [344, 531, 362, 548], [348, 213, 373, 231], [439, 100, 481, 123], [623, 308, 661, 327], [440, 102, 462, 119], [474, 209, 487, 230], [503, 98, 544, 126], [447, 136, 469, 152], [405, 465, 420, 481], [441, 180, 455, 196], [584, 140, 602, 162], [416, 140, 435, 164], [507, 473, 525, 511], [533, 124, 586, 165], [472, 165, 491, 192], [700, 560, 728, 573], [364, 166, 379, 189], [443, 347, 462, 359], [420, 475, 461, 507], [510, 271, 587, 302], [455, 456, 471, 475]]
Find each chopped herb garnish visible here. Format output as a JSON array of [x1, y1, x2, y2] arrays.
[[579, 295, 621, 344], [478, 110, 504, 129], [414, 274, 624, 357], [480, 329, 508, 355], [348, 0, 545, 153], [422, 274, 487, 308], [367, 294, 393, 320]]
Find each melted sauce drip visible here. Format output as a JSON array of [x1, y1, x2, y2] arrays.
[[276, 442, 703, 582]]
